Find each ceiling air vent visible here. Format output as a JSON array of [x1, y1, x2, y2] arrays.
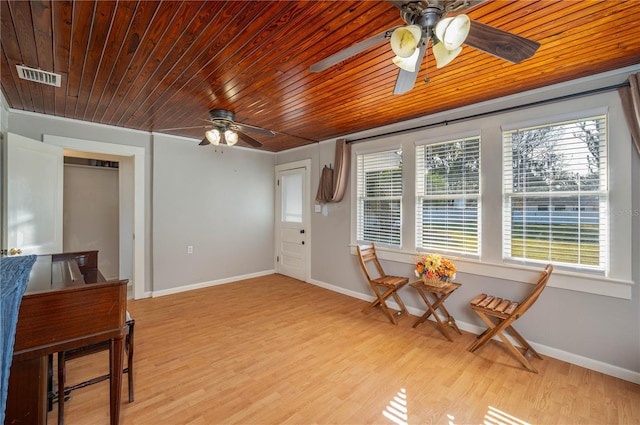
[[16, 65, 61, 87]]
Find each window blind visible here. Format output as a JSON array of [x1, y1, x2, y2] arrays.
[[415, 137, 480, 255], [502, 115, 608, 271], [356, 149, 403, 247]]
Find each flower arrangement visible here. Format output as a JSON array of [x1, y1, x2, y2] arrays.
[[415, 253, 456, 287]]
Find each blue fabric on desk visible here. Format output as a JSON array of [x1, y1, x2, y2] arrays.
[[0, 254, 37, 423]]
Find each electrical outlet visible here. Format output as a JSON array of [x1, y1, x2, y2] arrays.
[[187, 245, 193, 254]]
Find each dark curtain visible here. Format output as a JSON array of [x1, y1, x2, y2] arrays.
[[618, 72, 640, 157], [315, 139, 350, 203]]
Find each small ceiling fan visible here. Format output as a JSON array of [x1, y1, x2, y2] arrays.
[[161, 109, 275, 148], [310, 0, 540, 95], [199, 109, 275, 147]]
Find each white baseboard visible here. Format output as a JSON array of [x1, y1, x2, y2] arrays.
[[151, 269, 275, 298], [308, 278, 640, 384]]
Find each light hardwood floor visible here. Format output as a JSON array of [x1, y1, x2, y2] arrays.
[[53, 274, 640, 424]]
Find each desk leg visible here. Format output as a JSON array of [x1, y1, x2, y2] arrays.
[[58, 351, 66, 425], [6, 356, 48, 425], [109, 337, 125, 425]]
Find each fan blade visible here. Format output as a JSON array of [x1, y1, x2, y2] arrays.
[[393, 40, 427, 95], [199, 138, 210, 146], [310, 29, 395, 73], [237, 132, 263, 148], [464, 20, 540, 63], [232, 122, 275, 137], [157, 125, 210, 132]]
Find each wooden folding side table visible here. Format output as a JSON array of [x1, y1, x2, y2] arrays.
[[410, 280, 462, 341]]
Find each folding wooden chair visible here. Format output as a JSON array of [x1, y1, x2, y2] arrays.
[[356, 243, 409, 324], [468, 264, 553, 373]]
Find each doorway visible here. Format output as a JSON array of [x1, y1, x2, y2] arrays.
[[275, 160, 311, 281], [63, 156, 121, 282], [44, 135, 145, 300]]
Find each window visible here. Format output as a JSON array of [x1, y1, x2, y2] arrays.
[[281, 172, 303, 223], [502, 115, 608, 272], [416, 137, 481, 255], [356, 149, 403, 247]]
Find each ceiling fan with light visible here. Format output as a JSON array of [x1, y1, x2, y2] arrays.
[[199, 109, 274, 147], [310, 0, 540, 95], [160, 109, 275, 148]]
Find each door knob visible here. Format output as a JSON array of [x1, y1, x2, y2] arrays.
[[10, 248, 22, 255], [300, 229, 305, 234]]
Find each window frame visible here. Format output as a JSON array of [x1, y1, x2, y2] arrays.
[[502, 114, 609, 274], [355, 146, 404, 248], [415, 135, 481, 258]]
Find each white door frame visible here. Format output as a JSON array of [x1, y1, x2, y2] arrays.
[[44, 135, 146, 300], [275, 159, 311, 282]]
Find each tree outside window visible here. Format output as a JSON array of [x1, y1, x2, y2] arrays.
[[503, 115, 607, 270]]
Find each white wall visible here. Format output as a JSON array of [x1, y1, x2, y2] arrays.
[[63, 163, 119, 279], [151, 134, 275, 292]]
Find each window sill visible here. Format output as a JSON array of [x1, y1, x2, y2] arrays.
[[350, 245, 634, 299]]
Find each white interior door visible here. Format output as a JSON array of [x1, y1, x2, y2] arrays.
[[275, 162, 310, 281], [4, 132, 63, 255]]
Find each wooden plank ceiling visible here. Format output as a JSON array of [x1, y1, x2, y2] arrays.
[[2, 0, 639, 152]]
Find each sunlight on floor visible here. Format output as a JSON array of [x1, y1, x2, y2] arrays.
[[382, 388, 408, 425], [381, 390, 529, 425], [484, 405, 531, 425]]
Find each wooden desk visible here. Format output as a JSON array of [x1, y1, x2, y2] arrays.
[[6, 251, 128, 425], [410, 280, 462, 341]]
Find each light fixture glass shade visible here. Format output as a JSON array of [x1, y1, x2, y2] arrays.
[[432, 41, 462, 68], [434, 14, 470, 50], [205, 129, 221, 145], [392, 46, 421, 72], [390, 25, 422, 58], [225, 130, 238, 146]]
